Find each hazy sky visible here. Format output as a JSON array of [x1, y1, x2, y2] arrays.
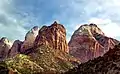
[[0, 0, 120, 42]]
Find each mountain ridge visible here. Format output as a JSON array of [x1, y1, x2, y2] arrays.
[[0, 22, 119, 74], [0, 21, 80, 74]]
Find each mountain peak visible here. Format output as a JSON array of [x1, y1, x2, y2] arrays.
[[53, 21, 58, 24], [74, 23, 104, 36], [35, 22, 68, 53], [0, 37, 12, 48], [21, 26, 39, 53], [32, 26, 39, 31], [69, 23, 119, 62], [51, 21, 59, 27], [0, 37, 9, 43], [51, 21, 65, 29], [0, 37, 12, 60], [89, 23, 98, 27]]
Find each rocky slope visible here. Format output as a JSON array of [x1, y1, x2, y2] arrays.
[[69, 23, 119, 63], [66, 43, 120, 74], [0, 45, 79, 74], [34, 21, 69, 53]]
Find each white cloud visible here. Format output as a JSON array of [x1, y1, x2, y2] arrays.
[[101, 23, 120, 38], [73, 18, 120, 41], [64, 0, 120, 41], [89, 18, 120, 39], [89, 18, 111, 25], [0, 0, 27, 41], [1, 0, 120, 42]]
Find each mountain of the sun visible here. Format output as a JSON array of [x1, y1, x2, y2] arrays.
[[0, 22, 119, 74]]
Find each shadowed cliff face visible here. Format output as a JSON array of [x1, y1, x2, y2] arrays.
[[69, 23, 119, 63], [66, 44, 120, 74], [8, 40, 23, 57], [34, 21, 69, 53]]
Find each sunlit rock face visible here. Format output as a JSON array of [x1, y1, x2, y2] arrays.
[[34, 21, 69, 53], [69, 23, 119, 63], [21, 26, 39, 53], [0, 37, 12, 60], [74, 24, 104, 36], [8, 40, 23, 57], [66, 44, 120, 74]]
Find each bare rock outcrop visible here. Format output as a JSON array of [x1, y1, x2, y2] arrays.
[[34, 21, 69, 53], [0, 37, 12, 60], [69, 23, 119, 62], [8, 40, 23, 57], [21, 26, 39, 53]]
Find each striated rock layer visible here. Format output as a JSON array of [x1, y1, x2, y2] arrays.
[[69, 23, 119, 62], [66, 44, 120, 74], [35, 21, 69, 53]]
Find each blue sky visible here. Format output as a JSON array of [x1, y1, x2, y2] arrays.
[[0, 0, 120, 42]]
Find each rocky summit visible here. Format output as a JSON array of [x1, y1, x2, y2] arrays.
[[69, 23, 119, 63], [34, 21, 69, 53], [0, 37, 12, 61], [8, 26, 40, 57], [66, 43, 120, 74], [21, 26, 40, 53]]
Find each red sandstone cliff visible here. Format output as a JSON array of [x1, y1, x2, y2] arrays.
[[34, 21, 69, 53], [69, 23, 119, 62]]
